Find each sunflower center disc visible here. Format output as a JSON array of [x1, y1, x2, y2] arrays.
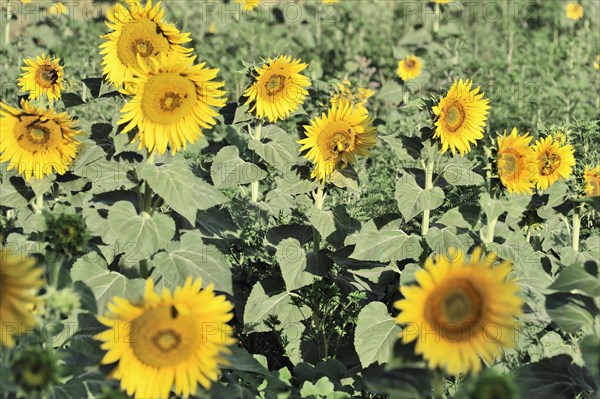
[[540, 152, 561, 176], [116, 18, 170, 68], [498, 151, 520, 176], [141, 72, 196, 124], [445, 103, 466, 132], [36, 67, 58, 87], [405, 60, 415, 69], [130, 305, 197, 367], [265, 74, 286, 96], [15, 116, 60, 153]]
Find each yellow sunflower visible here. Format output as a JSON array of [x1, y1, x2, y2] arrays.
[[594, 55, 600, 71], [244, 55, 311, 123], [298, 100, 377, 181], [96, 277, 235, 399], [236, 0, 260, 10], [17, 53, 64, 102], [331, 80, 374, 107], [394, 247, 522, 376], [434, 0, 451, 3], [47, 2, 68, 16], [496, 128, 538, 195], [584, 165, 600, 197], [118, 54, 226, 155], [0, 249, 44, 347], [532, 136, 576, 190], [553, 131, 568, 145], [397, 55, 423, 81], [99, 0, 192, 87], [0, 101, 82, 181], [566, 2, 584, 20], [323, 0, 340, 3], [432, 79, 490, 156]]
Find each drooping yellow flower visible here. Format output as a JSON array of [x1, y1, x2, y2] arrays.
[[330, 80, 375, 107], [0, 101, 82, 181], [496, 128, 538, 195], [96, 277, 235, 399], [99, 0, 192, 87], [432, 79, 490, 156], [118, 55, 226, 155], [244, 55, 311, 123], [532, 136, 576, 190], [298, 100, 377, 181], [584, 165, 600, 197], [17, 53, 64, 102], [394, 247, 522, 376], [566, 2, 584, 20], [397, 55, 423, 81], [0, 249, 44, 347], [236, 0, 260, 10], [47, 2, 68, 16]]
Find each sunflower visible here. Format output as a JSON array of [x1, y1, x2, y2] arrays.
[[566, 2, 584, 20], [397, 55, 423, 81], [0, 249, 44, 347], [298, 100, 377, 181], [553, 131, 567, 145], [394, 247, 522, 376], [47, 2, 68, 16], [584, 165, 600, 197], [99, 0, 192, 87], [96, 277, 235, 399], [432, 79, 490, 156], [0, 101, 82, 181], [236, 0, 260, 10], [323, 0, 340, 3], [244, 55, 311, 123], [532, 135, 575, 190], [434, 0, 451, 3], [17, 53, 64, 102], [496, 128, 538, 195], [594, 54, 600, 71], [118, 55, 226, 155], [331, 80, 374, 107]]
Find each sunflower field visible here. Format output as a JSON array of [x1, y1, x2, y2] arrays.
[[0, 0, 599, 398]]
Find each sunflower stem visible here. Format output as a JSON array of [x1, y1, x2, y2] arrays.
[[433, 3, 440, 33], [34, 194, 44, 214], [433, 370, 444, 399], [421, 156, 435, 237], [142, 181, 153, 213], [139, 259, 149, 279], [572, 204, 583, 252], [312, 185, 326, 253], [251, 121, 263, 202], [4, 9, 11, 45], [485, 215, 498, 245]]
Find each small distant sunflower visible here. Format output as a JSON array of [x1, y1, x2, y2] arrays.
[[397, 55, 423, 81], [17, 53, 64, 102], [533, 135, 576, 190], [434, 0, 451, 3], [584, 165, 600, 197], [553, 131, 568, 145], [244, 55, 311, 123], [496, 128, 538, 195], [99, 0, 192, 87], [0, 249, 44, 347], [0, 101, 82, 181], [432, 79, 490, 156], [96, 277, 235, 399], [331, 80, 374, 107], [236, 0, 260, 10], [394, 247, 523, 376], [566, 2, 584, 20], [47, 2, 68, 16], [118, 55, 226, 155], [323, 0, 340, 3], [298, 101, 377, 181], [594, 55, 600, 71]]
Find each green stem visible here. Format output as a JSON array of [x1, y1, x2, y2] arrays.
[[572, 205, 582, 252], [312, 185, 326, 253], [433, 3, 440, 33], [34, 194, 44, 214], [139, 259, 149, 279], [4, 9, 11, 45], [485, 215, 498, 245], [433, 370, 444, 399], [251, 121, 263, 202], [421, 157, 434, 237], [142, 182, 153, 213]]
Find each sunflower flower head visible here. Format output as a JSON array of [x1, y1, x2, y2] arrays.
[[236, 0, 260, 10], [17, 53, 65, 102], [330, 80, 375, 107], [583, 165, 600, 197], [397, 55, 423, 81], [244, 55, 311, 123], [0, 248, 44, 347], [118, 54, 226, 155], [496, 128, 538, 195], [99, 0, 192, 87], [566, 2, 584, 20], [469, 371, 519, 399], [394, 247, 523, 376], [12, 347, 61, 393], [298, 100, 377, 181], [0, 101, 83, 181], [96, 277, 235, 399], [432, 79, 490, 156], [533, 135, 576, 190]]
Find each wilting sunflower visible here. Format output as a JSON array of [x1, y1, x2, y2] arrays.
[[99, 0, 192, 87], [96, 277, 235, 399], [0, 101, 82, 181], [331, 80, 374, 107], [244, 55, 311, 123], [584, 165, 600, 197], [532, 135, 576, 190], [17, 53, 64, 102], [236, 0, 260, 10], [432, 79, 490, 156], [119, 55, 226, 155], [397, 55, 423, 81], [0, 249, 44, 347], [496, 128, 538, 195], [298, 100, 376, 181], [394, 247, 522, 376], [566, 2, 584, 20]]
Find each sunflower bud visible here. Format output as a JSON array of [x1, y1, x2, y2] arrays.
[[12, 348, 60, 393], [469, 371, 519, 399], [43, 211, 89, 257]]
